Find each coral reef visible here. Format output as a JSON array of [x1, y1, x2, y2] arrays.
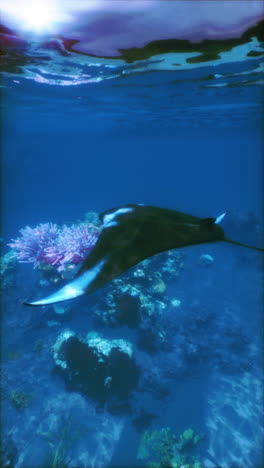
[[10, 389, 34, 411], [52, 331, 139, 410], [0, 434, 18, 468], [9, 223, 59, 268], [137, 426, 203, 468], [0, 251, 16, 276], [0, 251, 16, 292], [34, 339, 46, 355], [6, 350, 22, 361], [157, 304, 254, 380], [8, 221, 100, 272], [138, 363, 171, 400], [93, 250, 185, 329], [132, 408, 157, 431], [84, 211, 101, 227], [44, 224, 100, 272], [3, 208, 262, 468]]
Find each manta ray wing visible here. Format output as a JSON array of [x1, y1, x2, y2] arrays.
[[24, 204, 262, 307]]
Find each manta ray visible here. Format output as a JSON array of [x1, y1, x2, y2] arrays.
[[24, 204, 263, 307]]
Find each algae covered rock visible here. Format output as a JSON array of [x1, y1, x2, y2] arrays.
[[10, 389, 34, 411], [93, 249, 185, 327], [137, 426, 203, 468], [52, 330, 139, 406]]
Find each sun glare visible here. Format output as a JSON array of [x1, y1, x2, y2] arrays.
[[1, 0, 68, 33], [20, 4, 54, 31]]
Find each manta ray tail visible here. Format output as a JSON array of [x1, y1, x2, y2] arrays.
[[224, 237, 264, 252], [216, 212, 263, 252]]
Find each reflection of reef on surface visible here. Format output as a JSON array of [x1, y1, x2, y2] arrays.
[[0, 21, 263, 86], [117, 21, 264, 63]]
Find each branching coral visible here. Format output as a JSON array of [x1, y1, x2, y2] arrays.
[[44, 224, 99, 271], [8, 223, 59, 268], [8, 222, 100, 272]]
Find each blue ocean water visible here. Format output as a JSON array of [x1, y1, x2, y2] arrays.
[[1, 25, 264, 468]]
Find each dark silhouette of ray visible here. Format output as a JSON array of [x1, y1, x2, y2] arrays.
[[24, 204, 263, 307]]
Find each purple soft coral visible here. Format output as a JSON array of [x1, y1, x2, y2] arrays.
[[9, 222, 100, 271], [44, 224, 100, 271], [9, 223, 59, 268]]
